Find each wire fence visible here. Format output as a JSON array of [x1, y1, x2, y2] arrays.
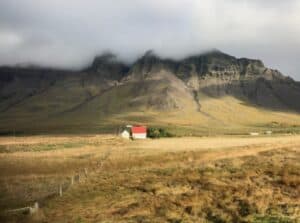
[[4, 150, 111, 217]]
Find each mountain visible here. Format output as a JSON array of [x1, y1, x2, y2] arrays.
[[0, 50, 300, 135]]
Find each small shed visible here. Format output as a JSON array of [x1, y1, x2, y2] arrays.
[[121, 129, 130, 139], [132, 126, 147, 139]]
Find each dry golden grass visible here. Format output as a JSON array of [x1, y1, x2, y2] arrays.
[[0, 135, 299, 222]]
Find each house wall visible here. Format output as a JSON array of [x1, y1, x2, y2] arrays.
[[121, 131, 130, 139], [132, 133, 146, 139]]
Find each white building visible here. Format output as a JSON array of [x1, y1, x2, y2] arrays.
[[121, 129, 130, 139]]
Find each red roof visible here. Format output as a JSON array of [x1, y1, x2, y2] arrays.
[[132, 126, 147, 134]]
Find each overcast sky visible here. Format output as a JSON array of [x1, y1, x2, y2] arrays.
[[0, 0, 299, 79]]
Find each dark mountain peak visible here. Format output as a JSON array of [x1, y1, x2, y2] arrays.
[[187, 50, 264, 69], [202, 49, 230, 57], [128, 50, 170, 78], [136, 50, 163, 65], [176, 50, 271, 78], [143, 50, 157, 58], [185, 49, 233, 60], [87, 52, 129, 80], [91, 52, 119, 67]]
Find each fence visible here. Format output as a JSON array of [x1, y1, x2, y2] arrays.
[[4, 150, 111, 217]]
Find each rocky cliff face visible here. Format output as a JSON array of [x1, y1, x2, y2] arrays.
[[114, 50, 299, 111], [0, 50, 299, 118], [122, 50, 285, 83]]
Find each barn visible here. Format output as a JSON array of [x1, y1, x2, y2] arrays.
[[131, 126, 147, 139]]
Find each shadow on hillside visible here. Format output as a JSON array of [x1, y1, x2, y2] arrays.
[[198, 77, 300, 113]]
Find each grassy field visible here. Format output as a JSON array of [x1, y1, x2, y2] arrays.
[[0, 135, 299, 222], [2, 90, 300, 136]]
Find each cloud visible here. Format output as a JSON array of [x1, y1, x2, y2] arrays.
[[0, 31, 23, 49], [0, 0, 299, 79]]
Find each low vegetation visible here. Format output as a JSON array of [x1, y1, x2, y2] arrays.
[[0, 135, 299, 222], [147, 127, 174, 138]]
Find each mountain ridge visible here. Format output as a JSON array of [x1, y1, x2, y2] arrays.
[[0, 50, 300, 134]]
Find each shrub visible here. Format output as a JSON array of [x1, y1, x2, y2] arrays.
[[147, 127, 173, 138]]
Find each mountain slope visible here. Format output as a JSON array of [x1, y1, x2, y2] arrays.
[[0, 50, 300, 135]]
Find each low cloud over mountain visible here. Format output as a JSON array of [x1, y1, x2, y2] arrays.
[[0, 0, 299, 79]]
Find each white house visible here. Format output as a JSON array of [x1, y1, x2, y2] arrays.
[[121, 129, 130, 139]]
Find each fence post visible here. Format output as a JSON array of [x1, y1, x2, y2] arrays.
[[59, 184, 63, 197], [84, 168, 88, 177], [29, 202, 39, 214], [34, 202, 39, 209], [71, 176, 74, 186]]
